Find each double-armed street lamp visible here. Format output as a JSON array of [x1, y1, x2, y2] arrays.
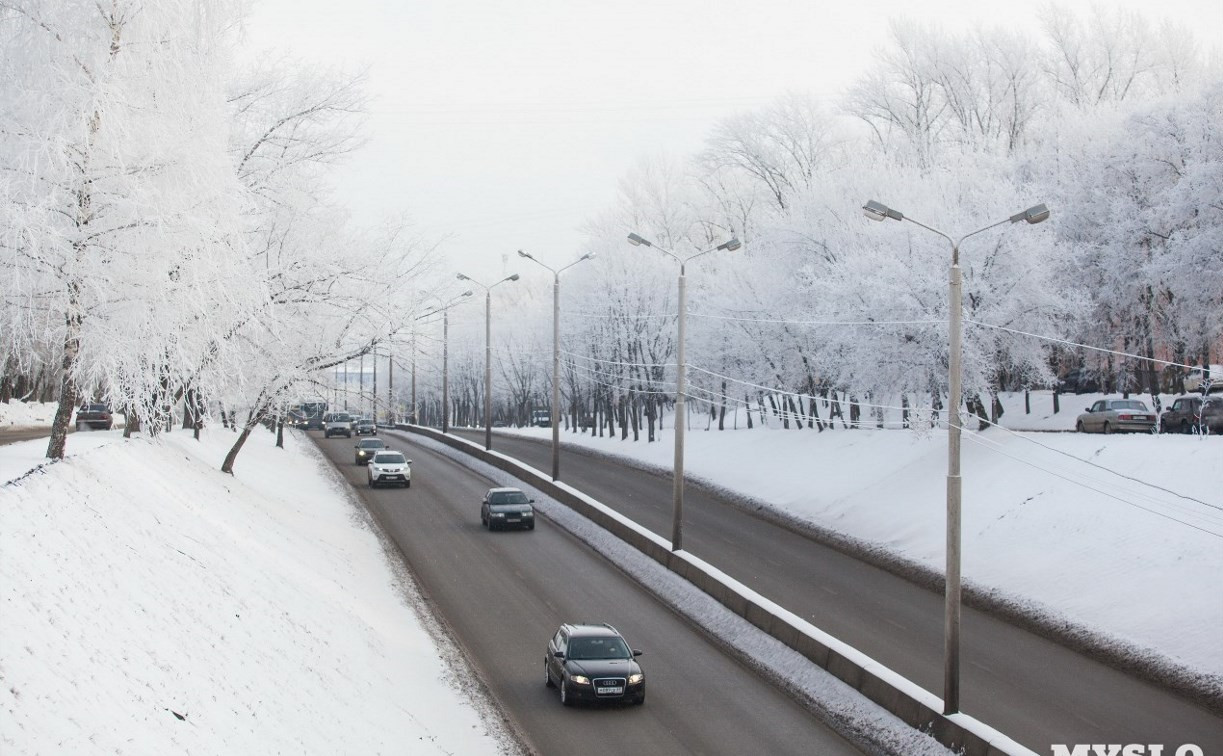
[[456, 271, 519, 449], [626, 232, 741, 552], [517, 249, 597, 481], [862, 198, 1049, 715]]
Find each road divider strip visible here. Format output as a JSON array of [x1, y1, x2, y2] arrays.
[[401, 425, 1034, 756]]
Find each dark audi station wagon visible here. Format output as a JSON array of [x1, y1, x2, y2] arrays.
[[545, 623, 644, 706]]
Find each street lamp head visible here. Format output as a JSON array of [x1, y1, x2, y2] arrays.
[[1010, 203, 1050, 225], [456, 272, 469, 281], [507, 273, 520, 282], [863, 200, 903, 222], [718, 238, 742, 252], [582, 252, 596, 261], [461, 290, 473, 297], [627, 232, 652, 247], [516, 249, 533, 260]]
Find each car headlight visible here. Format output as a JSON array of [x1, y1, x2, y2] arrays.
[[627, 673, 643, 684], [570, 675, 590, 685]]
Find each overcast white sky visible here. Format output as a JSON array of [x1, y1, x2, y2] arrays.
[[242, 0, 1223, 277]]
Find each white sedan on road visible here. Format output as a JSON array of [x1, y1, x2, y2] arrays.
[[367, 450, 411, 488]]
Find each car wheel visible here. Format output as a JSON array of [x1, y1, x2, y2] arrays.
[[1181, 420, 1192, 435], [544, 662, 554, 688], [560, 680, 572, 707], [1103, 422, 1112, 434], [1075, 421, 1085, 433], [405, 480, 411, 488], [528, 522, 535, 530], [368, 479, 375, 489], [634, 691, 645, 706], [75, 423, 83, 432]]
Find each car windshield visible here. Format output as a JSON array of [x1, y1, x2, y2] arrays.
[[490, 491, 529, 506], [567, 636, 631, 660], [1111, 400, 1147, 410], [359, 440, 385, 448], [86, 404, 108, 412], [373, 453, 405, 465], [332, 414, 351, 422]]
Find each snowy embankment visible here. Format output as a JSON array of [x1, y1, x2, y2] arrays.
[[500, 390, 1223, 684], [0, 419, 515, 755]]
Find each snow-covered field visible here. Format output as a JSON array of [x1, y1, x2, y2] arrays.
[[0, 415, 515, 755], [497, 390, 1223, 681]]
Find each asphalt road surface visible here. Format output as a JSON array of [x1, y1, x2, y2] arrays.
[[312, 430, 864, 756], [450, 428, 1223, 753]]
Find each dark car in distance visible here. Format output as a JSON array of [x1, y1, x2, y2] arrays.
[[480, 487, 535, 531], [354, 437, 387, 464], [545, 623, 644, 706], [1057, 368, 1101, 395], [74, 403, 113, 431], [355, 418, 377, 435], [1161, 395, 1223, 434]]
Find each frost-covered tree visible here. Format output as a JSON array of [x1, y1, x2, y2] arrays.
[[0, 0, 246, 459]]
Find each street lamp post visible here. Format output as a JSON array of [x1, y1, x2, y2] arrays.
[[517, 249, 597, 481], [456, 272, 519, 449], [862, 198, 1049, 715], [626, 232, 741, 551], [413, 291, 472, 433]]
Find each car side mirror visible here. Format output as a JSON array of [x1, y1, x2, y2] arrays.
[[529, 498, 536, 504], [1084, 407, 1091, 413], [553, 650, 565, 659], [406, 460, 412, 465], [632, 649, 643, 657]]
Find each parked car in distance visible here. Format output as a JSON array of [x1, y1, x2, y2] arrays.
[[1184, 364, 1223, 394], [480, 487, 535, 531], [1075, 399, 1157, 434], [355, 417, 377, 435], [74, 403, 113, 431], [367, 450, 410, 488], [325, 413, 353, 438], [354, 437, 387, 464], [545, 623, 644, 707], [1160, 395, 1223, 434], [1056, 367, 1101, 394]]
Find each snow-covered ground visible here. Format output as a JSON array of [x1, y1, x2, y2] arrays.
[[497, 390, 1223, 681], [2, 390, 1219, 751], [0, 414, 516, 755]]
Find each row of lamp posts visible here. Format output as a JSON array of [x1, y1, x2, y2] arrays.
[[411, 198, 1047, 717]]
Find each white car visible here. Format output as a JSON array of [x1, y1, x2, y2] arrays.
[[1184, 365, 1223, 394], [367, 450, 411, 488]]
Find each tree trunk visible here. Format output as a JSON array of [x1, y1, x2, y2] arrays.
[[718, 380, 726, 430], [745, 393, 753, 429], [46, 284, 84, 460], [221, 405, 267, 474]]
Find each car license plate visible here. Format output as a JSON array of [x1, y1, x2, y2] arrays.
[[507, 517, 520, 523], [597, 686, 623, 695]]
